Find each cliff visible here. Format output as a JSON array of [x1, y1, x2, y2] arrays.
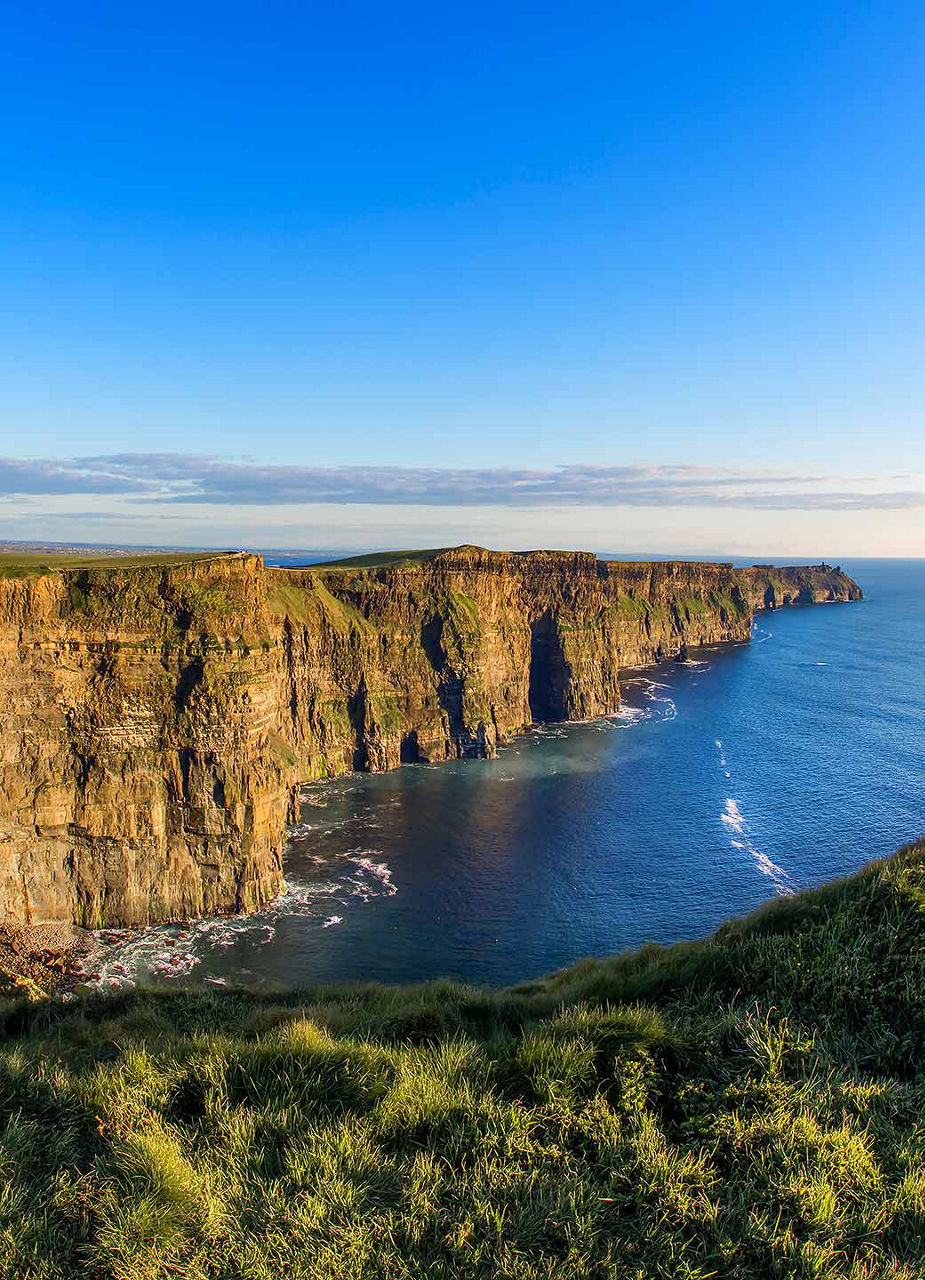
[[739, 561, 863, 609], [0, 548, 861, 927]]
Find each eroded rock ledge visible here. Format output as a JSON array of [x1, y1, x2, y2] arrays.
[[0, 547, 861, 926]]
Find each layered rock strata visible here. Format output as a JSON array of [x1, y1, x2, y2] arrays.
[[0, 547, 861, 926]]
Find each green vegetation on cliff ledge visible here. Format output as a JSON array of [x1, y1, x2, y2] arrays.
[[1, 841, 924, 1279], [0, 550, 216, 580]]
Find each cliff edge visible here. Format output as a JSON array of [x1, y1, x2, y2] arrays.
[[0, 548, 861, 926]]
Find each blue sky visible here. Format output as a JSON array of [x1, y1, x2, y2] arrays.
[[1, 1, 923, 554]]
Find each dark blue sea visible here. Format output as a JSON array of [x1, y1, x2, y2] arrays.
[[98, 559, 925, 991]]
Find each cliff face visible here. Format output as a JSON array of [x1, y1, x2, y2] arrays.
[[739, 563, 864, 610], [0, 548, 860, 927], [0, 555, 289, 929]]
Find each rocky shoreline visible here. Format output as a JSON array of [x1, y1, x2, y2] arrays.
[[0, 921, 102, 1000]]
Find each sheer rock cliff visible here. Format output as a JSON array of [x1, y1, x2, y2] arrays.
[[0, 548, 861, 926]]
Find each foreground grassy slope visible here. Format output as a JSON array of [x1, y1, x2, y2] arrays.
[[3, 841, 925, 1280]]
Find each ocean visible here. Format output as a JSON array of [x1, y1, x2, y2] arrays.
[[94, 558, 925, 991]]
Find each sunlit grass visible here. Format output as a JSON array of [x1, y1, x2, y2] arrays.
[[2, 839, 924, 1277], [0, 550, 219, 579]]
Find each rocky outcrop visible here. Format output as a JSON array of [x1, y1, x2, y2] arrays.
[[0, 548, 860, 927], [739, 563, 864, 610]]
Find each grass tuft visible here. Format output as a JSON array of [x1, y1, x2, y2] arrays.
[[2, 839, 925, 1277]]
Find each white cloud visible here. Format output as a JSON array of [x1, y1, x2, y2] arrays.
[[1, 453, 922, 510]]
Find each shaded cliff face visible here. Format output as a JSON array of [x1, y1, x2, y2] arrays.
[[0, 548, 860, 927]]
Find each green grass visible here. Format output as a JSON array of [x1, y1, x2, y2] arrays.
[[612, 594, 650, 618], [264, 579, 321, 624], [3, 840, 925, 1278], [304, 548, 452, 569], [0, 551, 220, 580]]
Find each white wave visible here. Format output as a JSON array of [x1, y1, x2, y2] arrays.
[[86, 876, 343, 991], [721, 798, 794, 897], [315, 818, 358, 836], [641, 682, 678, 721], [264, 879, 341, 914], [344, 851, 398, 900], [88, 843, 404, 990], [609, 687, 678, 728], [90, 931, 203, 991]]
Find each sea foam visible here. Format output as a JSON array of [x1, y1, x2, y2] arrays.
[[721, 798, 794, 896]]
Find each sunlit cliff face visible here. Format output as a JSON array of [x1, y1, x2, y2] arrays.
[[0, 549, 859, 929]]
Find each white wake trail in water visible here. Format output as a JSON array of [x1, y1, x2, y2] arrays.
[[715, 743, 794, 896], [720, 798, 794, 896]]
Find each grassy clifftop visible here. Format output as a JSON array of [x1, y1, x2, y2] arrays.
[[2, 839, 924, 1279], [0, 550, 221, 580]]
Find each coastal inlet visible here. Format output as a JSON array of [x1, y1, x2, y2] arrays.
[[83, 558, 922, 991], [0, 547, 860, 936]]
